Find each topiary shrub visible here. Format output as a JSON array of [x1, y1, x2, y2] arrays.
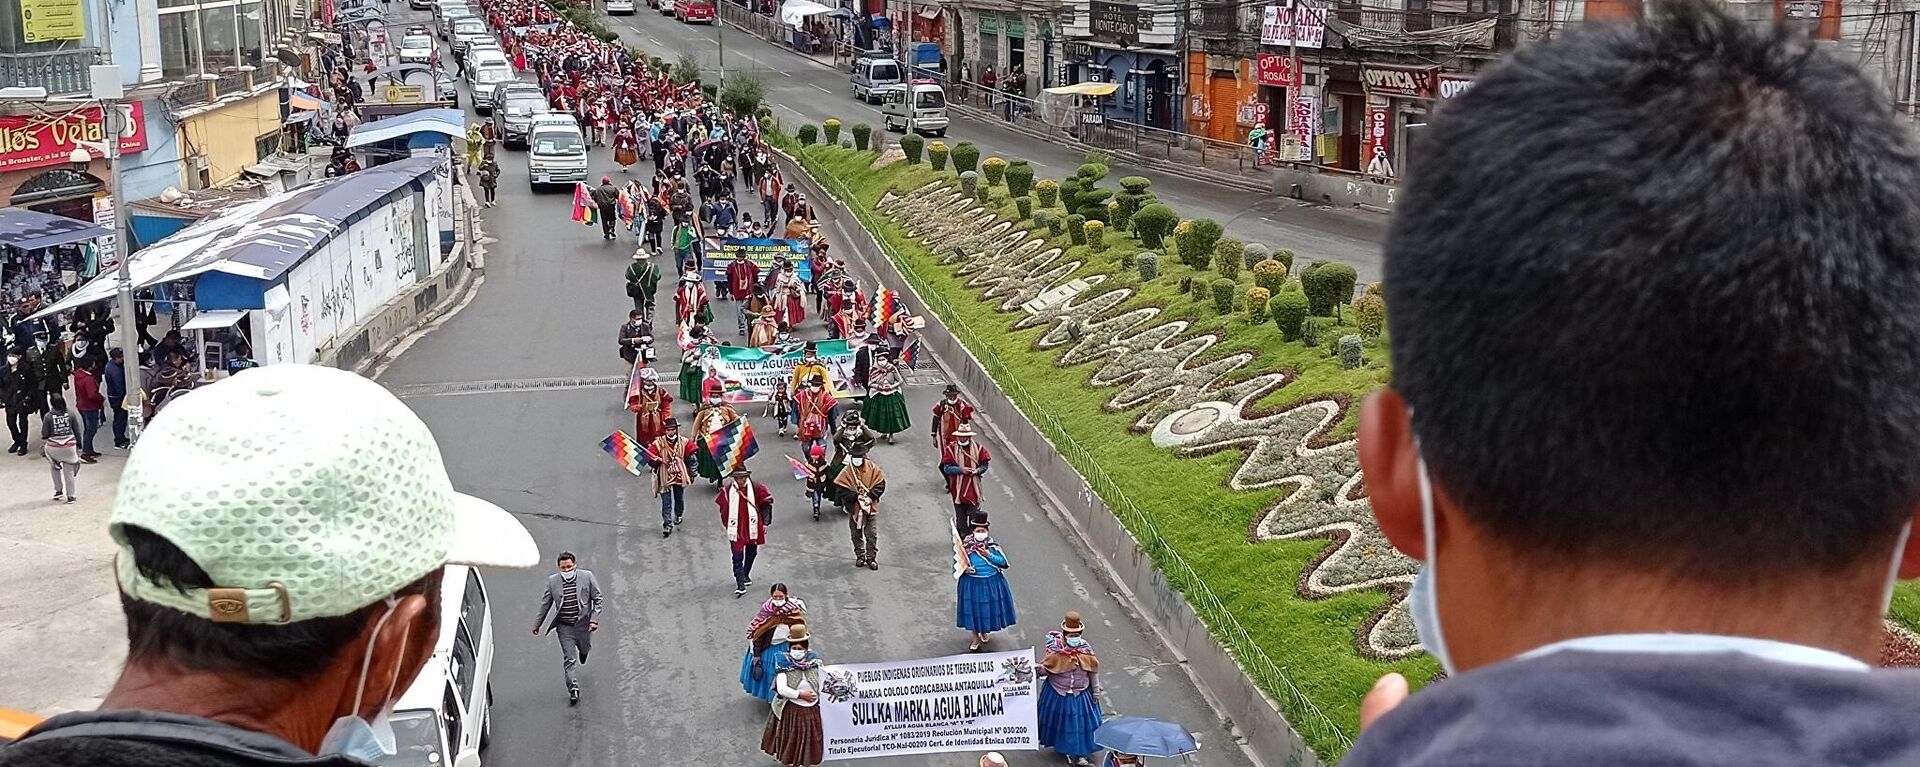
[[1120, 250, 1138, 268], [1006, 161, 1034, 197], [959, 170, 978, 197], [1137, 253, 1159, 281], [1133, 203, 1177, 248], [841, 138, 854, 149], [1077, 162, 1109, 183], [1032, 209, 1055, 233], [1034, 179, 1060, 208], [1016, 196, 1033, 219], [1058, 177, 1083, 213], [1253, 259, 1288, 295], [1112, 176, 1150, 232], [1076, 188, 1114, 223], [976, 184, 989, 202], [1119, 175, 1151, 194], [928, 141, 950, 171], [1213, 239, 1244, 279], [1192, 277, 1210, 300], [982, 157, 1007, 185], [1048, 213, 1067, 237], [1085, 150, 1113, 166], [823, 119, 842, 145], [1274, 248, 1297, 273], [951, 141, 981, 173], [1178, 276, 1193, 295], [797, 124, 819, 145], [851, 123, 872, 151], [1210, 279, 1237, 314], [1337, 335, 1365, 369], [1353, 293, 1387, 339], [1243, 242, 1271, 271], [1366, 281, 1385, 296], [1300, 261, 1359, 317], [1271, 284, 1309, 339], [899, 132, 925, 164], [1175, 218, 1225, 268], [1085, 220, 1106, 252], [1067, 214, 1087, 245], [1246, 286, 1271, 318]]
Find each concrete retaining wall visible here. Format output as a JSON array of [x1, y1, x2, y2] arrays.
[[315, 187, 484, 374], [777, 150, 1324, 767]]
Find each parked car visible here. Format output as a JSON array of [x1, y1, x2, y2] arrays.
[[606, 0, 635, 13], [491, 86, 547, 147], [468, 52, 515, 111], [432, 0, 468, 22], [436, 70, 462, 107], [451, 17, 488, 57], [439, 6, 475, 39], [409, 0, 432, 10], [398, 34, 435, 65], [373, 566, 496, 767]]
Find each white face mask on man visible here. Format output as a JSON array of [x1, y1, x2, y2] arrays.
[[318, 597, 409, 761]]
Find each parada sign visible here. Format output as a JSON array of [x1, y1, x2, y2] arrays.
[[1362, 64, 1436, 99]]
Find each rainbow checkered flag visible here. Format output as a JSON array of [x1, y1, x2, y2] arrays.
[[571, 182, 595, 225], [871, 289, 903, 327], [786, 454, 815, 481], [705, 417, 759, 473], [601, 430, 642, 476], [897, 338, 921, 368]]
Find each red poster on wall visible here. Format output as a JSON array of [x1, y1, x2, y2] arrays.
[[1362, 103, 1393, 178]]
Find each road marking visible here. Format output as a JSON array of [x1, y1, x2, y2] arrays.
[[810, 84, 832, 94], [779, 69, 792, 77], [387, 375, 629, 398]]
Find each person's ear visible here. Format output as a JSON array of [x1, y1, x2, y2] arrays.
[[352, 590, 438, 721], [1899, 508, 1920, 579], [1358, 389, 1426, 562]]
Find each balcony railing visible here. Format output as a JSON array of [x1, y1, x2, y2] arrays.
[[1403, 9, 1516, 49], [167, 70, 258, 109], [1193, 2, 1239, 34], [0, 48, 99, 95]]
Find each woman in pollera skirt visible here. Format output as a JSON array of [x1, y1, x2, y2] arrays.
[[740, 583, 806, 701], [1037, 611, 1102, 767], [956, 513, 1015, 651], [859, 350, 911, 443], [679, 323, 709, 404], [762, 623, 826, 767]]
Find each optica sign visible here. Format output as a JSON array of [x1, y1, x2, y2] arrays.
[[0, 102, 149, 172]]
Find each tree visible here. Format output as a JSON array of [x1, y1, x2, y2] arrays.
[[1175, 219, 1225, 269], [719, 70, 765, 116]]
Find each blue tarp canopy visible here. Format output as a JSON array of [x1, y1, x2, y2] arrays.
[[346, 108, 466, 148], [0, 208, 108, 251], [33, 156, 440, 318]]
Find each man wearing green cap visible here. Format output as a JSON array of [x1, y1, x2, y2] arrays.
[[0, 364, 539, 767]]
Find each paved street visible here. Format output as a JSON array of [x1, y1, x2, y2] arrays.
[[598, 9, 1388, 282], [373, 15, 1261, 764]]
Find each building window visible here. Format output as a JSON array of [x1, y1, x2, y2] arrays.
[[159, 0, 265, 78], [255, 131, 278, 161]]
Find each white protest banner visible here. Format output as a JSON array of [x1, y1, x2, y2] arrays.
[[702, 339, 860, 403], [818, 649, 1039, 761]]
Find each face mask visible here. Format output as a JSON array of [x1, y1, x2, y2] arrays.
[[560, 569, 577, 581], [946, 396, 957, 403], [1064, 636, 1087, 648], [972, 532, 988, 542], [848, 457, 864, 467], [957, 440, 971, 447], [318, 597, 408, 761], [1407, 451, 1455, 675], [790, 648, 808, 660], [771, 598, 788, 608]]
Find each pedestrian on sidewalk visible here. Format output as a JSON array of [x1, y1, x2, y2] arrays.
[[719, 468, 774, 596], [477, 157, 500, 206], [646, 418, 697, 536], [1038, 612, 1102, 767], [0, 363, 539, 767], [956, 513, 1015, 651], [41, 395, 80, 502], [531, 552, 603, 706], [760, 623, 825, 767], [741, 584, 806, 701], [834, 443, 886, 570], [940, 423, 992, 533], [104, 347, 129, 449], [72, 359, 104, 462], [2, 349, 38, 454]]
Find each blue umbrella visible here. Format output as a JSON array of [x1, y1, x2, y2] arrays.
[[1092, 717, 1198, 758]]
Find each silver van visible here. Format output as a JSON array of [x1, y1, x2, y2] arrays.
[[850, 56, 903, 103]]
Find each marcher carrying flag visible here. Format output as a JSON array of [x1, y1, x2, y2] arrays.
[[871, 289, 904, 328], [897, 338, 921, 368], [572, 182, 596, 225], [705, 417, 759, 474], [601, 430, 643, 476], [786, 454, 816, 481]]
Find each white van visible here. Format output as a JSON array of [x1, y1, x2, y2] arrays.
[[606, 0, 635, 13], [377, 566, 495, 767], [879, 80, 948, 136], [467, 52, 514, 112], [850, 55, 902, 103], [527, 113, 588, 190]]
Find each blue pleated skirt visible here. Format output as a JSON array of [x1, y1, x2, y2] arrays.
[[956, 572, 1017, 634], [1038, 682, 1102, 757], [739, 640, 788, 701]]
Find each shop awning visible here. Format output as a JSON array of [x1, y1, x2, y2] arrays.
[[917, 5, 940, 18], [346, 108, 465, 148], [288, 90, 330, 112], [33, 156, 442, 319], [0, 208, 108, 251], [779, 0, 835, 25], [181, 309, 248, 330], [1044, 82, 1120, 96]]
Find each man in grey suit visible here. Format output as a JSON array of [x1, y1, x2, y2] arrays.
[[531, 551, 603, 705]]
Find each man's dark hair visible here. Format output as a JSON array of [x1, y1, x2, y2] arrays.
[[120, 525, 440, 681], [1386, 0, 1920, 577], [558, 552, 576, 563]]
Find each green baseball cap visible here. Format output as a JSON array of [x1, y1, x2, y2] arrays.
[[110, 364, 539, 624]]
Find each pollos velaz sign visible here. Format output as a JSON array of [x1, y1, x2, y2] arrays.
[[1362, 65, 1436, 99]]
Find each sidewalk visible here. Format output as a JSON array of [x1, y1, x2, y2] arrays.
[[0, 444, 126, 715]]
